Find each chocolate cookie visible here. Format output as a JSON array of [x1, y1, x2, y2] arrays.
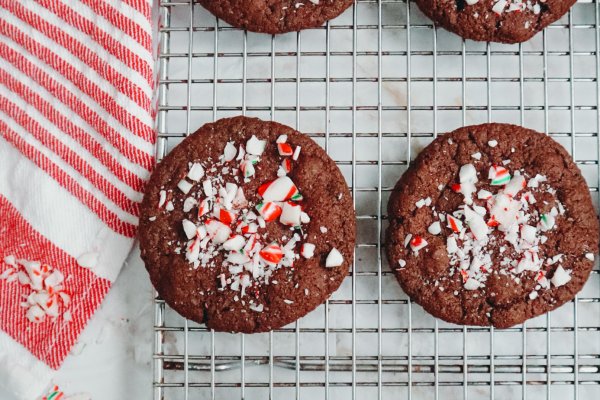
[[386, 123, 598, 328], [415, 0, 576, 43], [139, 116, 355, 333], [197, 0, 354, 34]]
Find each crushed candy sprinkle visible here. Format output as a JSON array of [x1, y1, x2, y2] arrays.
[[1, 256, 71, 323], [400, 158, 580, 299]]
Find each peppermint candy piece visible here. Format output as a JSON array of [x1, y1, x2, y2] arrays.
[[205, 219, 232, 244], [260, 243, 284, 264], [182, 219, 198, 239], [410, 235, 428, 252], [520, 224, 537, 245], [280, 202, 302, 226], [550, 265, 571, 287], [281, 159, 292, 174], [540, 213, 556, 231], [276, 134, 288, 143], [459, 164, 478, 184], [183, 197, 198, 212], [212, 205, 237, 225], [186, 237, 202, 263], [258, 176, 302, 202], [240, 159, 256, 178], [447, 237, 458, 254], [301, 243, 316, 259], [198, 198, 211, 217], [463, 205, 489, 241], [325, 248, 344, 267], [158, 190, 167, 208], [26, 304, 46, 323], [488, 165, 511, 185], [224, 235, 246, 251], [256, 201, 283, 222], [447, 215, 463, 233], [428, 221, 441, 235], [187, 163, 205, 181], [178, 179, 193, 194], [223, 141, 237, 161], [246, 135, 266, 156], [463, 278, 481, 291], [277, 143, 293, 156]]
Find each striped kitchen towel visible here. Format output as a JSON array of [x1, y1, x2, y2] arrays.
[[0, 1, 157, 398]]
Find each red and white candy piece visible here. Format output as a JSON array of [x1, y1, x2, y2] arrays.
[[258, 176, 302, 202], [256, 202, 282, 222], [205, 219, 232, 244], [213, 205, 237, 225], [198, 198, 211, 217], [488, 165, 511, 185], [277, 142, 293, 156], [260, 243, 284, 264], [301, 243, 315, 259], [281, 159, 292, 174], [325, 248, 344, 267], [410, 235, 428, 252], [280, 202, 302, 226], [240, 159, 255, 178], [447, 215, 463, 233], [239, 221, 258, 235]]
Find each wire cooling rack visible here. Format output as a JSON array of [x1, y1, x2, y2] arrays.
[[154, 1, 600, 399]]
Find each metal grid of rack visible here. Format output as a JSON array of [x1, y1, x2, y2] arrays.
[[154, 1, 600, 399]]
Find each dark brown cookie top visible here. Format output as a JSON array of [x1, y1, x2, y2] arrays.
[[386, 123, 599, 328], [139, 116, 355, 333], [197, 0, 354, 34], [415, 0, 576, 43]]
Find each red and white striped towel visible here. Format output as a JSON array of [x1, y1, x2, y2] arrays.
[[0, 1, 157, 398]]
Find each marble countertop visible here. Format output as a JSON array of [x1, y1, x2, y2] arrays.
[[2, 2, 599, 399]]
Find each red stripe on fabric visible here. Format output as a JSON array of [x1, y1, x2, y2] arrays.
[[0, 119, 137, 238], [122, 0, 152, 24], [0, 68, 146, 193], [0, 95, 141, 217], [79, 0, 152, 53], [2, 0, 153, 113], [0, 19, 156, 145], [0, 41, 155, 171], [0, 194, 111, 369], [36, 0, 154, 87]]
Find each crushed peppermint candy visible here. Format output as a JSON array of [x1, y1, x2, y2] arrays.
[[1, 256, 71, 323], [401, 160, 575, 298], [465, 0, 543, 16], [150, 134, 338, 314]]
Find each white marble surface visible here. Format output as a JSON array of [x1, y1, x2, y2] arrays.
[[2, 1, 600, 399]]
